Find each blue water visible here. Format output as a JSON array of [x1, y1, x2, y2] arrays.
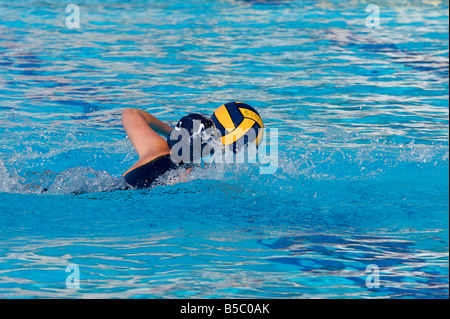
[[0, 0, 448, 298]]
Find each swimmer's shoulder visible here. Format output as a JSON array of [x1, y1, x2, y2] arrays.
[[122, 151, 171, 177]]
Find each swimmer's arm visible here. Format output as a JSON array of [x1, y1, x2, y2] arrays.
[[122, 108, 172, 159], [123, 108, 172, 136]]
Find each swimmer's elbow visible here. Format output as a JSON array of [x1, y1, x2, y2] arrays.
[[122, 108, 138, 117], [122, 108, 154, 120]]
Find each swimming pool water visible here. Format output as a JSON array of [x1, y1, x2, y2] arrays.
[[0, 0, 448, 298]]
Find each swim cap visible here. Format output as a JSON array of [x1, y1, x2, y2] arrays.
[[167, 114, 216, 163]]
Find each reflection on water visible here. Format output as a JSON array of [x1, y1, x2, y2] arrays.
[[0, 231, 447, 298], [1, 1, 448, 139]]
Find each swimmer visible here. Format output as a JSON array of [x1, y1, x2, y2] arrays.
[[121, 108, 215, 189]]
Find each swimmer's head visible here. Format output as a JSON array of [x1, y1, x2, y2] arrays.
[[167, 114, 216, 163]]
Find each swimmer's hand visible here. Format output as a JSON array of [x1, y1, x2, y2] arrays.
[[163, 166, 195, 186], [178, 167, 195, 183]]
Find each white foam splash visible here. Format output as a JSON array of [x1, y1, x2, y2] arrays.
[[0, 121, 447, 195], [44, 167, 127, 195], [0, 161, 27, 194]]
